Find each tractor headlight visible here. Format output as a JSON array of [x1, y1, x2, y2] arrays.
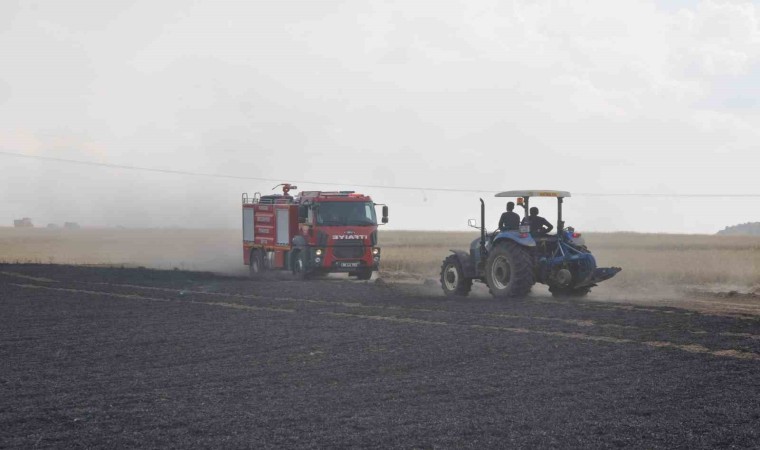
[[315, 249, 323, 256], [372, 248, 380, 256]]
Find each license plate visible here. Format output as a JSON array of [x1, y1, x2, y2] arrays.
[[338, 262, 360, 268]]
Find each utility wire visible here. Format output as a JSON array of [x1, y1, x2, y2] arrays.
[[573, 193, 760, 198], [2, 150, 760, 198], [0, 151, 487, 193]]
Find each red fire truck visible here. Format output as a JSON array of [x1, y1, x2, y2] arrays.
[[242, 184, 388, 280]]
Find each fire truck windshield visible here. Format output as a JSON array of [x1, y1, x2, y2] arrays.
[[316, 202, 377, 226]]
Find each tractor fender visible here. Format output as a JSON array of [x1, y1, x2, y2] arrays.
[[492, 231, 536, 248], [448, 250, 477, 278]]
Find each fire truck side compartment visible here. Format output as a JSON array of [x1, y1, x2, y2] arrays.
[[276, 208, 290, 246], [243, 207, 254, 242], [243, 202, 300, 269]]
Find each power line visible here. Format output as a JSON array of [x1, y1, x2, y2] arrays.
[[2, 150, 760, 198], [574, 193, 760, 198], [0, 150, 487, 193]]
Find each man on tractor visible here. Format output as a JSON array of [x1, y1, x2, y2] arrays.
[[498, 201, 521, 231], [527, 207, 553, 235]]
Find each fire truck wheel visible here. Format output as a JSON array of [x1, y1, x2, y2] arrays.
[[293, 251, 310, 280], [249, 250, 263, 278], [355, 269, 373, 281]]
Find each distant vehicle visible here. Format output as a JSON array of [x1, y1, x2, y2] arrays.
[[46, 223, 60, 229], [440, 190, 621, 298], [63, 222, 81, 229], [13, 218, 33, 228], [242, 183, 389, 280]]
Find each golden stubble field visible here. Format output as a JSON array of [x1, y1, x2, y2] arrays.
[[2, 227, 759, 313]]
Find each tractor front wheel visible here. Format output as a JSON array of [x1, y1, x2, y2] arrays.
[[440, 254, 472, 297], [484, 242, 534, 299]]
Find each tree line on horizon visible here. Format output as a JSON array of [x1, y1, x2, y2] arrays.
[[717, 222, 760, 236]]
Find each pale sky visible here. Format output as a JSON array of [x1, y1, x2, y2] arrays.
[[1, 0, 759, 233]]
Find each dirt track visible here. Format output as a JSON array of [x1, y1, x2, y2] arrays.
[[1, 264, 759, 448]]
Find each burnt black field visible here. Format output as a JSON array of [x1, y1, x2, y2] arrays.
[[1, 264, 759, 448]]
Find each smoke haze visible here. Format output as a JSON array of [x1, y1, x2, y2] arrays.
[[2, 0, 759, 232]]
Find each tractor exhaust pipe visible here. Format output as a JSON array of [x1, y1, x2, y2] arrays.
[[480, 198, 487, 256]]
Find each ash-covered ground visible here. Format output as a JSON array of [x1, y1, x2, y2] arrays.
[[1, 264, 759, 448]]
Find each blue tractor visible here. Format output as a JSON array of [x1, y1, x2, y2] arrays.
[[440, 190, 621, 298]]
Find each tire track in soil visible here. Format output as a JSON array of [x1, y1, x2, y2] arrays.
[[6, 267, 758, 320], [530, 295, 760, 317], [37, 277, 760, 344], [9, 283, 294, 314], [9, 280, 760, 362]]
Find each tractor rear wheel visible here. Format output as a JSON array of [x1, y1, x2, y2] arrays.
[[440, 254, 472, 297], [484, 242, 534, 299], [549, 286, 591, 297]]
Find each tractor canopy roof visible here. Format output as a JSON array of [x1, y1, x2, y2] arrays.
[[495, 190, 571, 198]]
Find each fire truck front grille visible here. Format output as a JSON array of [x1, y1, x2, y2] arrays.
[[332, 242, 365, 259]]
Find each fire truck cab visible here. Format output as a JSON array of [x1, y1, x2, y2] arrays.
[[242, 184, 388, 280]]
